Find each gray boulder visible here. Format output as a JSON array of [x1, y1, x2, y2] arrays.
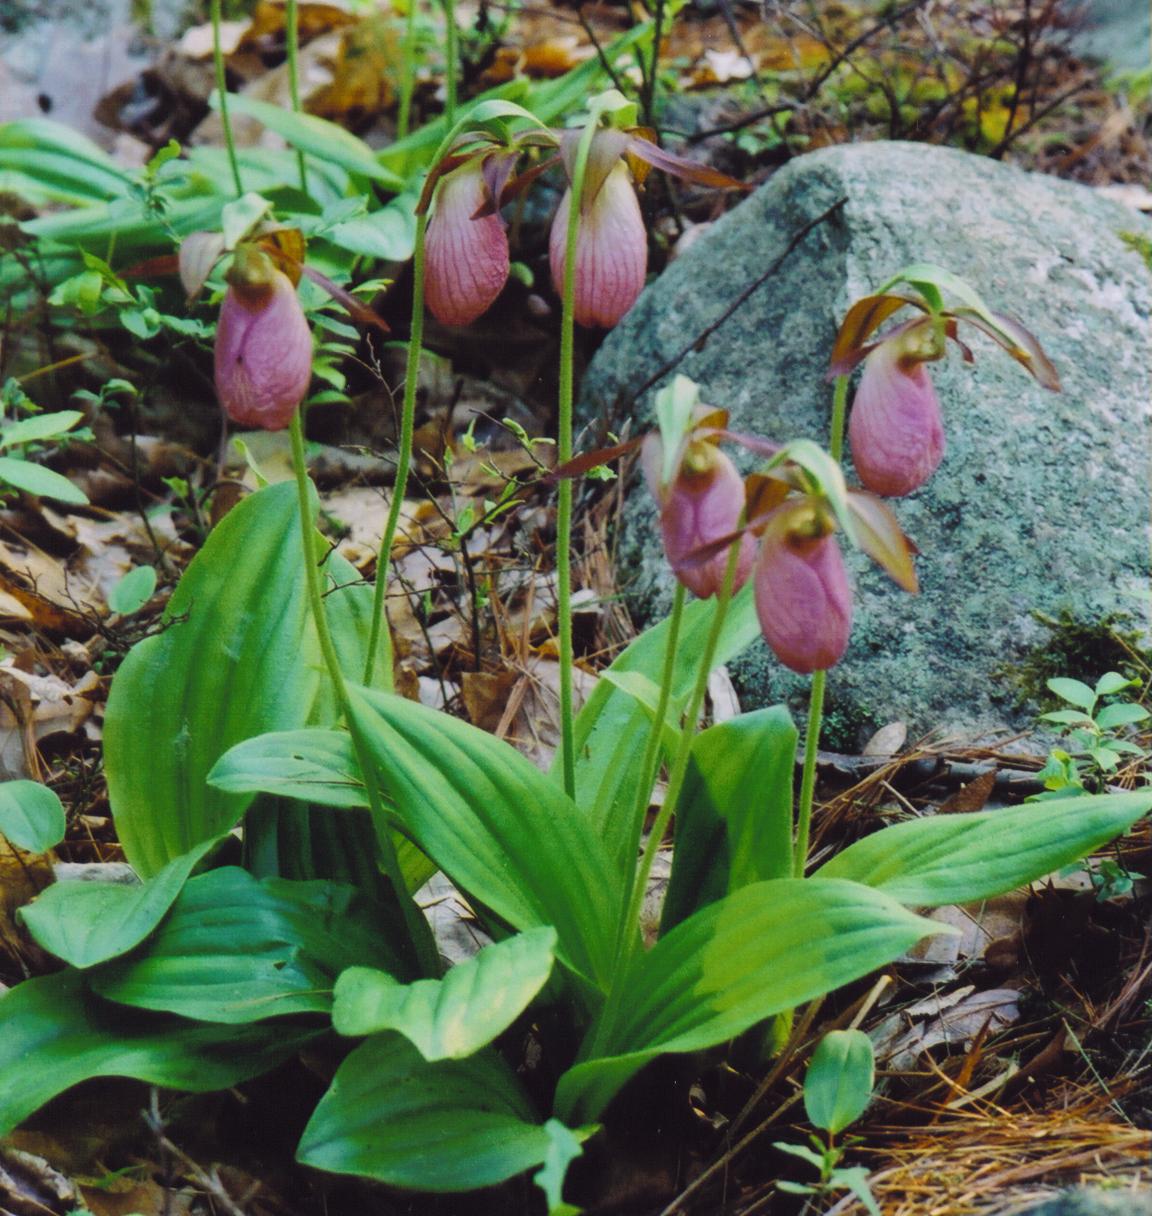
[[1010, 1188, 1152, 1216], [581, 141, 1152, 740], [1071, 0, 1151, 74]]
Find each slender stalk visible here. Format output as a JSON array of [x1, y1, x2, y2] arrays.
[[443, 0, 458, 126], [398, 0, 419, 140], [640, 0, 667, 129], [590, 549, 739, 1056], [284, 0, 309, 191], [792, 374, 850, 876], [793, 669, 824, 877], [555, 117, 600, 798], [615, 582, 686, 947], [289, 414, 439, 977], [364, 219, 427, 687], [828, 372, 849, 463], [211, 0, 243, 197], [629, 549, 739, 938]]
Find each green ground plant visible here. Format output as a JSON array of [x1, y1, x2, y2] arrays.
[[0, 7, 1149, 1212]]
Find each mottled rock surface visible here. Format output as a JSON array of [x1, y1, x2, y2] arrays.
[[582, 141, 1151, 740], [1012, 1188, 1152, 1216]]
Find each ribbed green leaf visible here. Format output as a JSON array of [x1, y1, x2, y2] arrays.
[[0, 780, 66, 853], [209, 728, 367, 808], [91, 867, 404, 1022], [0, 457, 88, 503], [104, 483, 323, 875], [333, 928, 557, 1059], [103, 480, 387, 878], [214, 93, 404, 188], [0, 969, 316, 1136], [661, 707, 797, 932], [555, 879, 947, 1123], [298, 1035, 580, 1191], [567, 583, 762, 876], [816, 790, 1152, 905], [0, 119, 130, 205], [19, 836, 221, 969], [346, 686, 621, 991]]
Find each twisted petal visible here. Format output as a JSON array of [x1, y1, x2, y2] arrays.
[[848, 332, 945, 497], [214, 270, 313, 431], [424, 161, 510, 327], [754, 525, 852, 674], [659, 445, 754, 599], [550, 162, 647, 329]]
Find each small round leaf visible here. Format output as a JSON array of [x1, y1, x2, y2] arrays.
[[0, 780, 66, 853], [804, 1028, 874, 1135]]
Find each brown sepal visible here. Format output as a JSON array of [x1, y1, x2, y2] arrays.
[[828, 293, 921, 378]]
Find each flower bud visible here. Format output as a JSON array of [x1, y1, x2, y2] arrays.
[[550, 161, 647, 329], [848, 322, 945, 497], [646, 433, 754, 599], [754, 503, 852, 673], [214, 247, 313, 431], [424, 161, 510, 327]]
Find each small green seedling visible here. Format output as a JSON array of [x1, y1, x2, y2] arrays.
[[775, 1028, 881, 1215], [1036, 673, 1150, 795]]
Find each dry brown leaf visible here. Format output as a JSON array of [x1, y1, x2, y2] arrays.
[[938, 767, 998, 814], [863, 720, 908, 756], [906, 893, 1028, 971], [875, 985, 1022, 1071], [0, 541, 91, 635], [0, 1146, 78, 1216], [306, 13, 404, 126]]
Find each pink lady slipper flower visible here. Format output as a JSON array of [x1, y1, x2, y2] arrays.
[[550, 125, 745, 329], [643, 416, 756, 598], [830, 270, 1060, 497], [847, 317, 946, 498], [423, 153, 515, 327], [753, 498, 853, 674], [214, 244, 313, 431]]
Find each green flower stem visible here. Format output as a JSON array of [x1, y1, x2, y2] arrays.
[[398, 0, 419, 140], [615, 581, 685, 946], [555, 115, 601, 798], [364, 219, 427, 687], [211, 0, 243, 197], [289, 413, 440, 978], [793, 669, 824, 877], [591, 549, 739, 1055], [792, 373, 850, 877], [285, 0, 309, 191], [631, 551, 738, 935], [443, 0, 458, 126], [829, 372, 849, 463]]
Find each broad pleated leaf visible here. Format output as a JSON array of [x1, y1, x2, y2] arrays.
[[555, 878, 948, 1123], [816, 790, 1152, 905], [567, 583, 762, 876], [215, 94, 404, 188], [0, 780, 66, 853], [91, 868, 403, 1022], [210, 728, 368, 808], [333, 928, 557, 1059], [19, 836, 221, 969], [661, 708, 796, 933], [346, 686, 620, 991], [0, 969, 316, 1136], [104, 480, 393, 882], [104, 483, 325, 875], [0, 118, 130, 205], [298, 1035, 584, 1192]]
